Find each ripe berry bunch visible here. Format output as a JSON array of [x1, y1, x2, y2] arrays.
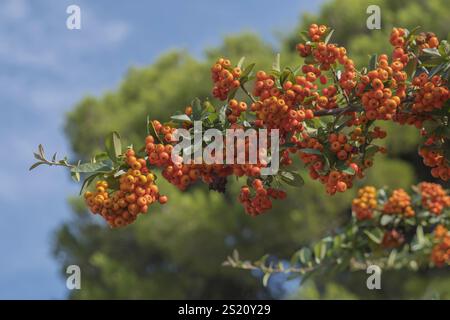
[[381, 229, 405, 249], [352, 186, 377, 220], [227, 99, 247, 123], [239, 179, 286, 216], [297, 28, 356, 92], [383, 188, 415, 217], [297, 134, 361, 195], [418, 182, 450, 215], [415, 32, 440, 50], [418, 147, 450, 181], [411, 74, 449, 113], [250, 70, 313, 133], [431, 225, 450, 267], [33, 23, 450, 232], [358, 54, 405, 121], [307, 23, 328, 42], [84, 148, 167, 228], [211, 58, 241, 101]]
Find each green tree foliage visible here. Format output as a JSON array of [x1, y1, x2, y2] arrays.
[[55, 0, 450, 299]]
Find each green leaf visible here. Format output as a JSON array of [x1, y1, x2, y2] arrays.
[[298, 148, 322, 155], [148, 117, 163, 144], [369, 54, 378, 71], [262, 273, 271, 287], [104, 131, 122, 162], [272, 53, 281, 73], [404, 58, 418, 79], [170, 114, 192, 122], [313, 241, 327, 264], [29, 162, 45, 171], [237, 56, 245, 69], [38, 144, 45, 158], [324, 29, 334, 44], [387, 249, 397, 268], [336, 162, 356, 175], [71, 171, 80, 182], [405, 26, 421, 44], [299, 31, 309, 42], [280, 171, 304, 188], [296, 247, 313, 266], [428, 63, 444, 78], [364, 229, 382, 244], [416, 225, 425, 245], [241, 63, 255, 79], [227, 86, 239, 101], [422, 48, 440, 56], [192, 98, 202, 120], [364, 145, 378, 158], [72, 161, 111, 173], [438, 40, 450, 56], [302, 95, 316, 104], [92, 152, 109, 163], [79, 173, 101, 195], [380, 214, 394, 227]]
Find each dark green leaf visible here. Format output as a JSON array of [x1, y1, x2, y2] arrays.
[[148, 117, 163, 144], [364, 229, 382, 244], [192, 98, 202, 120], [280, 171, 305, 188], [298, 148, 322, 155], [79, 173, 100, 195], [336, 162, 355, 175], [299, 31, 309, 42], [241, 62, 255, 79], [104, 131, 122, 162], [29, 162, 45, 171], [369, 54, 378, 71]]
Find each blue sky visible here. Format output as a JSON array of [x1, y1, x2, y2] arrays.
[[0, 0, 322, 299]]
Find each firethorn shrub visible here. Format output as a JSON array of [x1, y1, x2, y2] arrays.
[[31, 23, 450, 280]]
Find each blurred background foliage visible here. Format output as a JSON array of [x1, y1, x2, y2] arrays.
[[55, 0, 450, 299]]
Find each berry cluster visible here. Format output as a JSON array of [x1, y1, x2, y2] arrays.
[[352, 186, 377, 220], [381, 229, 405, 249], [84, 148, 167, 227], [211, 58, 241, 101], [411, 74, 449, 113], [418, 182, 450, 215], [418, 147, 450, 181], [415, 32, 440, 50], [297, 28, 356, 91], [251, 70, 313, 133], [227, 99, 247, 123], [358, 53, 406, 120], [382, 188, 415, 217], [239, 179, 286, 216], [431, 225, 450, 267]]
